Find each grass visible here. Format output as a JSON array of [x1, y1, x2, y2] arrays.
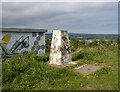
[[2, 45, 118, 90], [0, 61, 2, 91]]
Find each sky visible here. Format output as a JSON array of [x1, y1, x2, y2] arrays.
[[2, 2, 118, 34]]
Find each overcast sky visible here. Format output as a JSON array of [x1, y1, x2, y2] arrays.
[[2, 2, 118, 34]]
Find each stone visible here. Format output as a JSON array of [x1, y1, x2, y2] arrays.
[[34, 40, 38, 45], [75, 64, 104, 75], [49, 30, 72, 65], [37, 45, 41, 50], [36, 36, 41, 41]]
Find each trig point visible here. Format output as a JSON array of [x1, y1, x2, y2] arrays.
[[49, 30, 72, 65]]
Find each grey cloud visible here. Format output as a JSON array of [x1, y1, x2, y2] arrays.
[[2, 2, 118, 34]]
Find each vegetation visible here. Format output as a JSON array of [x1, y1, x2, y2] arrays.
[[0, 61, 2, 91], [45, 37, 51, 53], [2, 37, 119, 90]]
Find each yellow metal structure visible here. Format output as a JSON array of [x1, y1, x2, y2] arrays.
[[0, 34, 12, 46]]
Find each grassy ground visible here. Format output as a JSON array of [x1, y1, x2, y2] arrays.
[[0, 61, 2, 91], [2, 45, 118, 90]]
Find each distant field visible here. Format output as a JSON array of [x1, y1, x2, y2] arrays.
[[2, 44, 118, 90], [46, 33, 118, 40]]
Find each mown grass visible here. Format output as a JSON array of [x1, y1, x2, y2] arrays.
[[2, 45, 118, 90]]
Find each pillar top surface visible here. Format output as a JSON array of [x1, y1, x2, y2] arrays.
[[53, 30, 67, 32]]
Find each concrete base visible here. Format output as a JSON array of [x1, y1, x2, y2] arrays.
[[48, 61, 77, 68], [75, 64, 104, 75]]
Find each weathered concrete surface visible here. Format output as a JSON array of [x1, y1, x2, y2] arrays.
[[47, 61, 77, 68], [49, 30, 72, 65], [75, 64, 104, 75]]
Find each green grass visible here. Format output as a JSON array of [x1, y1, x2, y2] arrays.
[[0, 61, 2, 91], [2, 45, 118, 90]]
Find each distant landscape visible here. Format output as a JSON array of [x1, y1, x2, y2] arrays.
[[46, 33, 118, 40]]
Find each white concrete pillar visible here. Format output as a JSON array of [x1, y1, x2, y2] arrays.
[[49, 30, 72, 65]]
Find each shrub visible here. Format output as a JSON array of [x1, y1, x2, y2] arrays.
[[2, 53, 50, 89], [32, 53, 49, 62], [72, 50, 95, 61], [70, 37, 79, 52], [45, 37, 51, 53]]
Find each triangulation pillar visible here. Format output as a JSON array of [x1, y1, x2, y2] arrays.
[[49, 30, 72, 65]]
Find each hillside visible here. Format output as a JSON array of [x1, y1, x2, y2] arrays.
[[2, 44, 118, 90]]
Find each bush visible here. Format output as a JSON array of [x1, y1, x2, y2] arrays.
[[32, 53, 49, 62], [72, 50, 95, 61], [70, 37, 79, 52], [2, 53, 50, 89], [2, 56, 31, 88], [88, 39, 98, 47], [45, 37, 51, 53]]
